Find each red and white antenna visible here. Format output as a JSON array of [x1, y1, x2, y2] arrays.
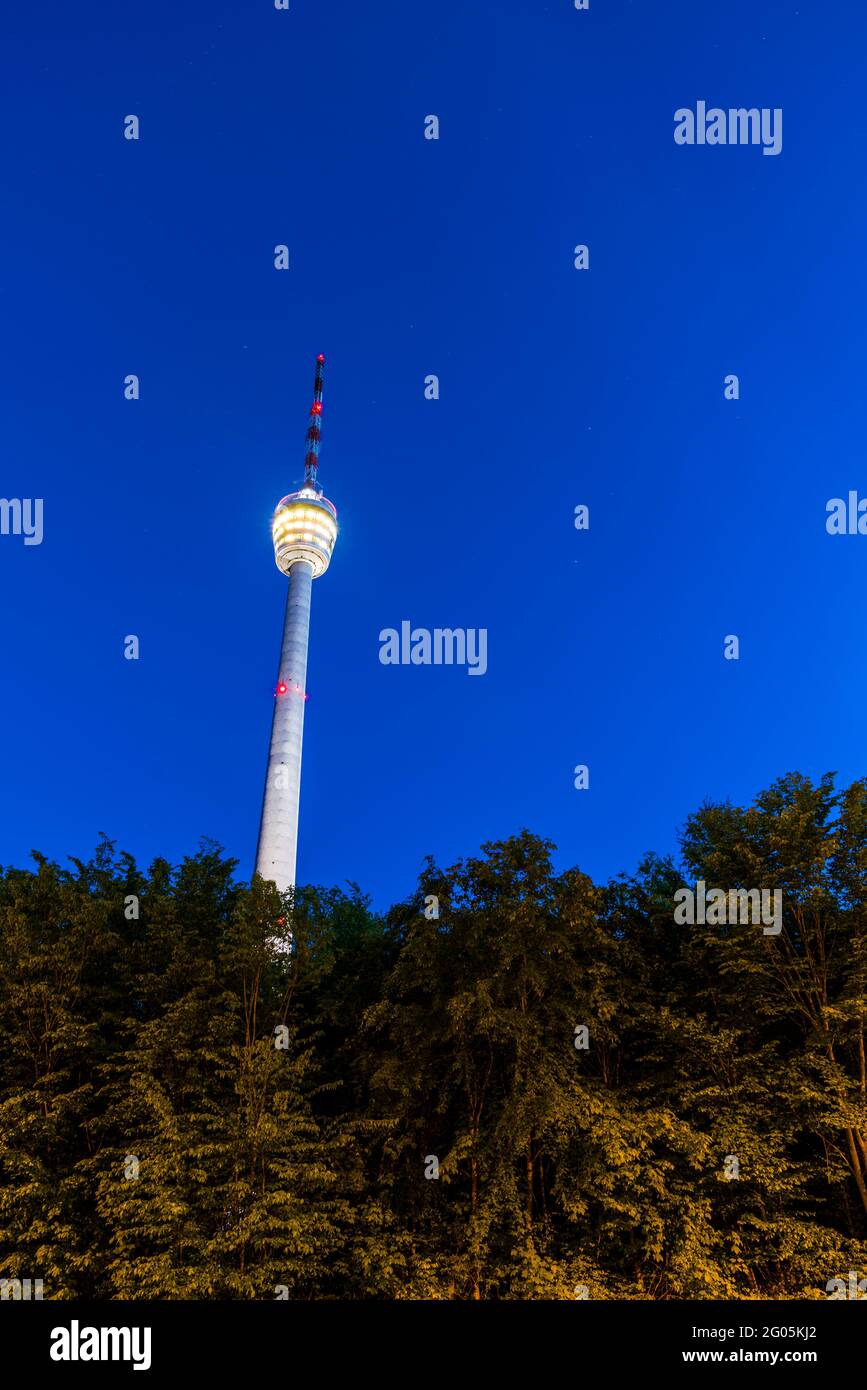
[[303, 353, 326, 488]]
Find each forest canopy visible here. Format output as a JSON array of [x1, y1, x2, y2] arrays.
[[1, 771, 866, 1300]]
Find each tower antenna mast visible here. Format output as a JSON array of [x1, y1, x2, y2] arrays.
[[303, 353, 326, 489]]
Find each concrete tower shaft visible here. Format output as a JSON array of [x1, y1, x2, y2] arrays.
[[255, 559, 313, 891]]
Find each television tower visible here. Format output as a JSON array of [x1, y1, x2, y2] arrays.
[[255, 354, 338, 892]]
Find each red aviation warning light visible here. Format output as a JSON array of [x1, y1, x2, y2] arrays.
[[276, 682, 288, 695]]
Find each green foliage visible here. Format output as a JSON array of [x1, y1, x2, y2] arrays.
[[1, 777, 866, 1299]]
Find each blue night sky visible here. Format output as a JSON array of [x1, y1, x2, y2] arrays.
[[2, 0, 866, 906]]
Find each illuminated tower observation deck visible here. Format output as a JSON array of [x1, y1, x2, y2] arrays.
[[255, 354, 338, 892]]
